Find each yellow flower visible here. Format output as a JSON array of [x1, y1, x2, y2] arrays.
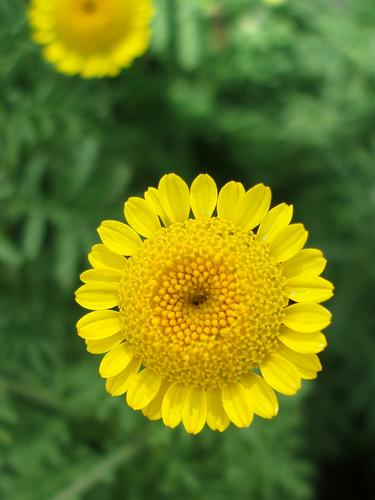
[[28, 0, 154, 78], [75, 174, 333, 434]]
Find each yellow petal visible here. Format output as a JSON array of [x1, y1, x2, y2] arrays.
[[144, 187, 171, 226], [77, 310, 121, 340], [287, 276, 334, 303], [256, 203, 293, 243], [142, 380, 170, 421], [234, 184, 271, 231], [161, 383, 187, 429], [241, 372, 278, 418], [75, 283, 118, 310], [277, 345, 322, 380], [182, 386, 207, 435], [99, 342, 134, 378], [221, 382, 253, 428], [58, 56, 82, 76], [283, 303, 332, 332], [217, 181, 245, 221], [80, 268, 122, 286], [269, 224, 308, 262], [158, 174, 190, 223], [124, 196, 161, 238], [88, 244, 126, 271], [86, 331, 124, 354], [206, 387, 230, 432], [126, 368, 162, 410], [97, 220, 142, 256], [282, 249, 326, 279], [190, 174, 218, 219], [260, 354, 301, 395], [44, 41, 65, 62], [106, 358, 141, 396], [278, 327, 327, 354]]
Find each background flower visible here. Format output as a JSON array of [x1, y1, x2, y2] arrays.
[[29, 0, 154, 77]]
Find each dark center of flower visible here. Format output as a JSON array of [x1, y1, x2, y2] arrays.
[[189, 292, 208, 307], [81, 0, 97, 14]]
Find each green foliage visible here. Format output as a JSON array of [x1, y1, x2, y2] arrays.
[[1, 0, 375, 498]]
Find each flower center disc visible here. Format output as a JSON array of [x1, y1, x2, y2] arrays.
[[54, 0, 132, 53], [119, 218, 289, 388]]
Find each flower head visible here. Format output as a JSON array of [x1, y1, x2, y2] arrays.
[[75, 174, 333, 434], [29, 0, 154, 78]]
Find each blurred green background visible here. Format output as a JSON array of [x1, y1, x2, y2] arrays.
[[1, 0, 375, 498]]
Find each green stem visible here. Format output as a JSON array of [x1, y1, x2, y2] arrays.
[[52, 444, 142, 500]]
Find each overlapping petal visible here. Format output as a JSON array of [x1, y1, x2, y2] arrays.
[[161, 383, 187, 429], [77, 310, 121, 340], [158, 174, 190, 223], [98, 220, 142, 256], [217, 181, 245, 220], [282, 249, 326, 279], [278, 327, 327, 354], [269, 224, 308, 262], [257, 203, 293, 243], [182, 387, 207, 435], [206, 388, 230, 432], [126, 368, 162, 410], [86, 331, 124, 354], [80, 268, 122, 286], [75, 282, 118, 310], [222, 383, 253, 427], [234, 184, 272, 231], [142, 380, 170, 420], [124, 197, 161, 238], [277, 345, 322, 380], [260, 354, 301, 395], [241, 372, 278, 418], [144, 187, 171, 226], [88, 244, 126, 271], [106, 358, 141, 396], [99, 342, 134, 378]]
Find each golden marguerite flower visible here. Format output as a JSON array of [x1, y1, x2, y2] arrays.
[[75, 174, 333, 434], [28, 0, 154, 78]]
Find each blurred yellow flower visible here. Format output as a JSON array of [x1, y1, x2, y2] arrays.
[[28, 0, 154, 78], [75, 174, 333, 434]]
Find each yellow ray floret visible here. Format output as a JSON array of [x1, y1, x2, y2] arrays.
[[29, 0, 154, 78], [75, 173, 334, 433]]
